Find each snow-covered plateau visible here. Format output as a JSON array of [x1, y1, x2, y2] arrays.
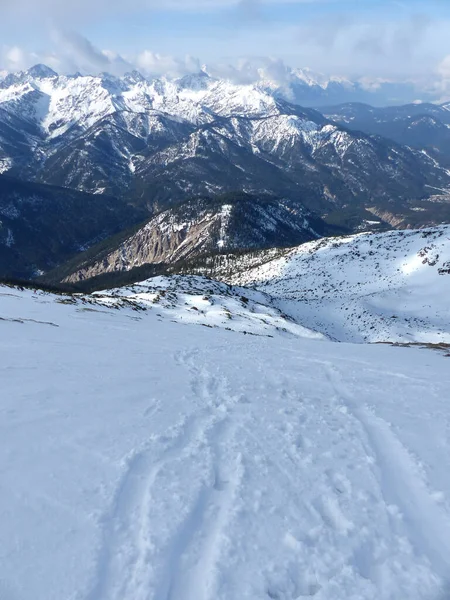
[[1, 266, 450, 600]]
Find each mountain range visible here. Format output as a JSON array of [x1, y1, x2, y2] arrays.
[[1, 65, 450, 281], [1, 69, 450, 207], [0, 63, 439, 107], [323, 101, 450, 167]]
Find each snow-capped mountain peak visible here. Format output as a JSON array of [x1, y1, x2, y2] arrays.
[[26, 64, 58, 79], [290, 67, 349, 89], [176, 70, 214, 91], [0, 63, 58, 90]]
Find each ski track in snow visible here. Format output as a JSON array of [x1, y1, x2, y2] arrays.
[[325, 364, 450, 585], [87, 349, 246, 600], [74, 349, 450, 600]]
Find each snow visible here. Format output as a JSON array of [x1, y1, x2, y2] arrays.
[[230, 226, 450, 344], [1, 67, 447, 205], [0, 157, 13, 174], [1, 279, 450, 600], [86, 275, 324, 340], [0, 69, 309, 141], [0, 83, 34, 104], [5, 227, 14, 247], [217, 204, 232, 249]]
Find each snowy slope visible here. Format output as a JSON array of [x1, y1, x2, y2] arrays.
[[228, 225, 450, 343], [1, 282, 450, 600], [71, 275, 325, 340]]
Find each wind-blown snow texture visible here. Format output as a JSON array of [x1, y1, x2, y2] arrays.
[[229, 225, 450, 343], [1, 279, 450, 600]]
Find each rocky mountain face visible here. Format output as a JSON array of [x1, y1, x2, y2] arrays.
[[0, 175, 144, 279], [49, 193, 336, 284], [1, 66, 450, 223]]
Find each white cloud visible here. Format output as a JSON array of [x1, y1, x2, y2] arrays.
[[433, 55, 450, 101], [136, 51, 201, 77], [290, 12, 435, 79], [49, 30, 133, 75], [437, 55, 450, 80], [4, 46, 27, 69], [1, 0, 448, 85], [0, 44, 60, 72], [0, 31, 203, 78]]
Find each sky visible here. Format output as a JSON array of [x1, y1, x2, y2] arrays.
[[1, 0, 450, 91]]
